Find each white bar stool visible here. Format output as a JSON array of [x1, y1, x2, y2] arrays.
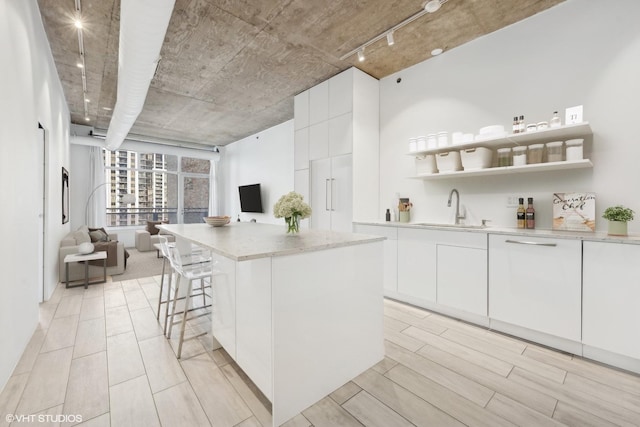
[[164, 244, 215, 358]]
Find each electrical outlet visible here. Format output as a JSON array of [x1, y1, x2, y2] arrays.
[[506, 195, 520, 208]]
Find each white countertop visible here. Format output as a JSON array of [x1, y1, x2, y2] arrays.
[[355, 221, 640, 245], [159, 222, 385, 261]]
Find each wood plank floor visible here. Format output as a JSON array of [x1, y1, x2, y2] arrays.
[[1, 275, 639, 427]]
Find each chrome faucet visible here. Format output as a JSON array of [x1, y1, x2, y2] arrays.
[[447, 188, 466, 225]]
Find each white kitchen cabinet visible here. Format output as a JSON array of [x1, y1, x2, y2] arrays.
[[437, 244, 487, 316], [294, 128, 309, 170], [309, 80, 329, 125], [293, 90, 309, 130], [308, 121, 329, 161], [353, 224, 398, 293], [328, 113, 353, 157], [583, 241, 640, 360], [310, 154, 352, 232], [397, 228, 437, 302], [294, 169, 310, 230], [294, 67, 379, 226], [329, 69, 353, 118], [236, 257, 272, 399], [488, 234, 582, 341]]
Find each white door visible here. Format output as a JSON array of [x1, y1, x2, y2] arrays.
[[310, 158, 331, 230], [329, 154, 352, 232]]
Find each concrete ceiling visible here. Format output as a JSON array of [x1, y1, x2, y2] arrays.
[[38, 0, 564, 147]]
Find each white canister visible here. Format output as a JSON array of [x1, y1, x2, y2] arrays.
[[416, 136, 427, 151], [426, 133, 437, 149], [408, 138, 417, 153], [565, 139, 584, 161], [512, 146, 527, 166], [437, 131, 449, 147]]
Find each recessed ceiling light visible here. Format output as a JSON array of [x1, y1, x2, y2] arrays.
[[431, 48, 444, 56], [74, 19, 83, 29], [424, 0, 441, 13]]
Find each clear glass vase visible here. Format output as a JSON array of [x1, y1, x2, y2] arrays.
[[285, 215, 300, 233]]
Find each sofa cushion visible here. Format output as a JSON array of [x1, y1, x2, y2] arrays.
[[146, 220, 168, 235], [89, 227, 109, 242], [73, 229, 91, 244]]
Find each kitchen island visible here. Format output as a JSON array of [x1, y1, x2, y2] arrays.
[[160, 222, 385, 426]]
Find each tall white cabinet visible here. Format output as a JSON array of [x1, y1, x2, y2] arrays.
[[294, 68, 379, 232]]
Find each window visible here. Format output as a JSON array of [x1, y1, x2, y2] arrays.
[[103, 150, 211, 226]]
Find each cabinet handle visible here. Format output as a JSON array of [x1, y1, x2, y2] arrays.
[[331, 178, 335, 211], [325, 179, 330, 211], [505, 239, 557, 247]]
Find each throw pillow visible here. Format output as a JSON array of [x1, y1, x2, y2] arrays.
[[146, 220, 168, 235], [89, 229, 108, 242], [73, 230, 91, 244], [89, 227, 110, 241]]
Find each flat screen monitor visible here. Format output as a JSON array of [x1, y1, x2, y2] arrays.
[[239, 183, 263, 213]]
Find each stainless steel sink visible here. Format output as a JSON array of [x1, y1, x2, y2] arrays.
[[413, 222, 486, 229]]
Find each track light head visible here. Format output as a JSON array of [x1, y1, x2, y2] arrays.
[[357, 49, 365, 62], [386, 32, 395, 46], [424, 0, 441, 13]]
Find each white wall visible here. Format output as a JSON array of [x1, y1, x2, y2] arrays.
[[379, 0, 640, 232], [0, 0, 70, 391], [221, 120, 294, 224]]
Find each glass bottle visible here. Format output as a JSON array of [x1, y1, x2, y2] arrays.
[[550, 111, 561, 128], [513, 116, 519, 134], [517, 198, 526, 229], [526, 197, 535, 229], [519, 115, 525, 133]]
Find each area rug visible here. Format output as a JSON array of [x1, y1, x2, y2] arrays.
[[114, 248, 165, 281]]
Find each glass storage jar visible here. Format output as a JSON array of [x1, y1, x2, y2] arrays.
[[497, 147, 512, 167], [512, 146, 527, 166], [565, 139, 584, 161], [528, 143, 544, 164], [545, 141, 563, 162]]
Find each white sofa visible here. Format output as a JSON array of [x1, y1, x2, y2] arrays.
[[59, 226, 126, 282], [135, 229, 175, 252]]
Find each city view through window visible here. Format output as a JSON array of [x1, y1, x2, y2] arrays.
[[103, 150, 211, 226]]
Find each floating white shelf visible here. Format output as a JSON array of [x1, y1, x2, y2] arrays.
[[412, 159, 593, 180], [407, 122, 592, 157]]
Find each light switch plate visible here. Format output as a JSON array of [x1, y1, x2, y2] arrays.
[[506, 195, 520, 208]]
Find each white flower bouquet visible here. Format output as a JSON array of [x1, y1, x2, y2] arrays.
[[273, 191, 312, 233]]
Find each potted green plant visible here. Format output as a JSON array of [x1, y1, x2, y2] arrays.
[[602, 205, 634, 236]]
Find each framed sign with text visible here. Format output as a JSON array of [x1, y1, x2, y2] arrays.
[[553, 192, 595, 232]]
